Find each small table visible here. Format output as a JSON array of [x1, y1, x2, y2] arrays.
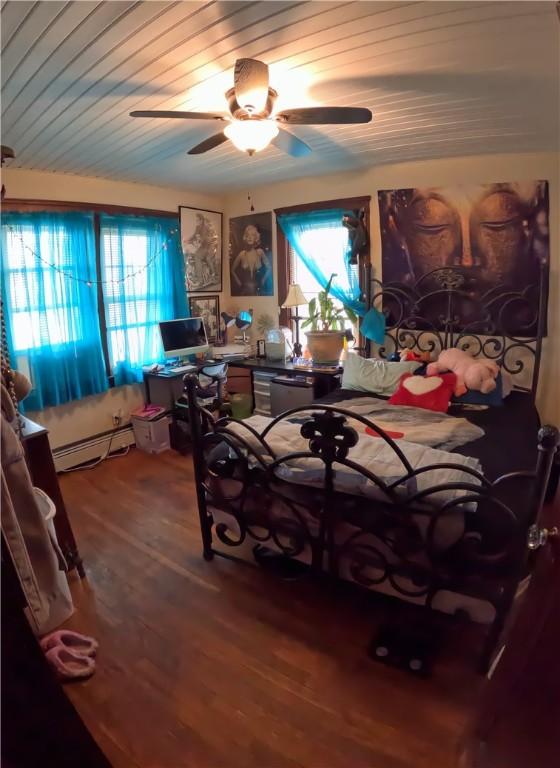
[[20, 417, 85, 578]]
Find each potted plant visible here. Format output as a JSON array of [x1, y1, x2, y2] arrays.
[[301, 274, 357, 364]]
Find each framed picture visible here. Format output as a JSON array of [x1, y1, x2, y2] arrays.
[[229, 212, 273, 297], [378, 180, 549, 334], [188, 295, 220, 343], [179, 206, 222, 293]]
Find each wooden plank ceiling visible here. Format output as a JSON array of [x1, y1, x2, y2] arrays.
[[1, 1, 558, 193]]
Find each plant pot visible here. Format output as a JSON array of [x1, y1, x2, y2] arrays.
[[305, 330, 345, 365]]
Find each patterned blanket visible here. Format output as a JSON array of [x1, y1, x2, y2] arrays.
[[226, 402, 484, 506], [318, 397, 484, 451]]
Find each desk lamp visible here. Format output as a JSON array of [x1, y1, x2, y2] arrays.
[[221, 309, 253, 344], [235, 310, 253, 343], [281, 284, 306, 357]]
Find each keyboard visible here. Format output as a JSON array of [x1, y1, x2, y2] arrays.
[[167, 364, 197, 374], [213, 353, 246, 361]]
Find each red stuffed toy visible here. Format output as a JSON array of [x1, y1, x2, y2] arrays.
[[388, 372, 456, 413]]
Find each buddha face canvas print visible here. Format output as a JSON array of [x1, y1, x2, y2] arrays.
[[378, 181, 549, 289], [378, 181, 549, 335]]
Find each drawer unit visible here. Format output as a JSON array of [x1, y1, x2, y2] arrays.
[[252, 371, 276, 416], [226, 366, 252, 395], [270, 376, 314, 417]]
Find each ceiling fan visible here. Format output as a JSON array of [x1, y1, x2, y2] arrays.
[[130, 58, 372, 157]]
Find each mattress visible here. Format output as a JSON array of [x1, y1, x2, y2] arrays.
[[316, 389, 540, 481]]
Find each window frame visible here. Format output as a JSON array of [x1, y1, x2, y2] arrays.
[[2, 198, 179, 387], [275, 196, 371, 344]]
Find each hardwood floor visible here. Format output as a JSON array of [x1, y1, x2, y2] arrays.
[[60, 448, 482, 768]]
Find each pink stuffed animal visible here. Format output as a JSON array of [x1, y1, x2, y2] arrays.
[[426, 348, 499, 397]]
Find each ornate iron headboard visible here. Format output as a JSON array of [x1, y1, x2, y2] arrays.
[[365, 264, 547, 399]]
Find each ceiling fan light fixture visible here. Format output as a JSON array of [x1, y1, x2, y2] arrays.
[[224, 119, 279, 154]]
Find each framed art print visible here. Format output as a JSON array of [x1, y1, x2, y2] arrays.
[[378, 180, 549, 335], [229, 212, 273, 297], [188, 294, 220, 343], [180, 206, 223, 293]]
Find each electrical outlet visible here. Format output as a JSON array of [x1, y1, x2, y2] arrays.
[[112, 409, 123, 427]]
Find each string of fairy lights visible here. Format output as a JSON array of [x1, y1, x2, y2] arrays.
[[5, 223, 179, 287]]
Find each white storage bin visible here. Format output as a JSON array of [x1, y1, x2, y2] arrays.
[[252, 370, 276, 416], [253, 371, 277, 385], [253, 382, 272, 396], [254, 392, 271, 416], [132, 414, 171, 454]]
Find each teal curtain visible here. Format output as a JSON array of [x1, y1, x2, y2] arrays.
[[277, 209, 385, 343], [1, 211, 108, 411], [100, 214, 186, 386]]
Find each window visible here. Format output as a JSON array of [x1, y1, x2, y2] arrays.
[[1, 211, 107, 411], [5, 221, 86, 351], [1, 208, 186, 407], [289, 237, 358, 326], [277, 199, 369, 333], [100, 214, 184, 386], [102, 226, 155, 377]]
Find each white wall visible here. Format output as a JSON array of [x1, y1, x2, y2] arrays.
[[3, 168, 223, 448], [2, 168, 220, 213], [223, 152, 559, 426]]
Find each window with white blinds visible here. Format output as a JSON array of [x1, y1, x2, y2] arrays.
[[2, 208, 183, 401], [102, 228, 156, 370], [98, 214, 182, 385], [4, 225, 79, 350]]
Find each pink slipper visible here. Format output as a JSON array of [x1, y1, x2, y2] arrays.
[[40, 629, 98, 657], [45, 645, 96, 680]]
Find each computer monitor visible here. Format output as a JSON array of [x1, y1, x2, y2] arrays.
[[158, 317, 209, 360]]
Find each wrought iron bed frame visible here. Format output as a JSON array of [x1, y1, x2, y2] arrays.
[[184, 265, 557, 671], [363, 263, 547, 397]]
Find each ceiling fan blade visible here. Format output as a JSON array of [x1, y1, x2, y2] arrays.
[[233, 58, 269, 113], [276, 107, 372, 125], [130, 110, 227, 120], [187, 132, 229, 155], [271, 127, 312, 158]]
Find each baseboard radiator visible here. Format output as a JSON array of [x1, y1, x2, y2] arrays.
[[53, 426, 135, 472]]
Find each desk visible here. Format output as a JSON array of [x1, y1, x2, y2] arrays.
[[20, 417, 84, 578], [143, 368, 188, 410], [143, 358, 341, 408], [228, 358, 341, 398], [143, 359, 341, 452]]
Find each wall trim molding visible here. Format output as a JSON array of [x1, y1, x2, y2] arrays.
[[2, 198, 178, 217], [274, 195, 371, 216]]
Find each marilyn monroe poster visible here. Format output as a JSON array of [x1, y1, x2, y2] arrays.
[[229, 212, 273, 297]]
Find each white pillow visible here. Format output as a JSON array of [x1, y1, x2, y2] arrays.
[[341, 352, 421, 396]]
